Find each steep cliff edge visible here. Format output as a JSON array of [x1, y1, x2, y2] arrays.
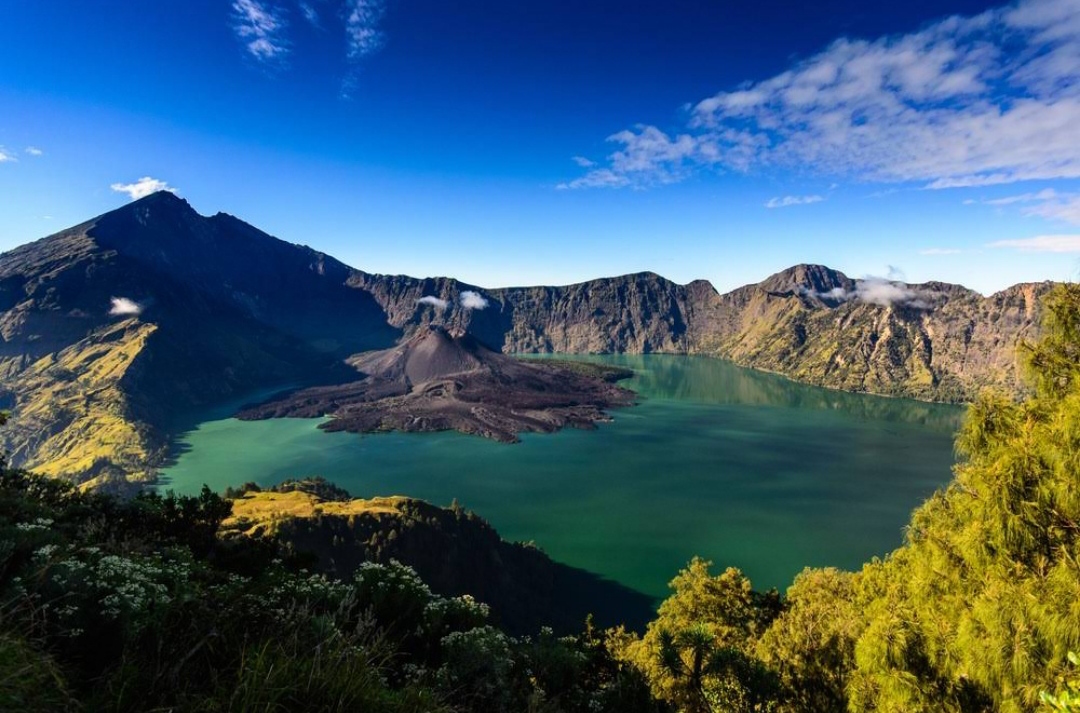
[[223, 481, 655, 633]]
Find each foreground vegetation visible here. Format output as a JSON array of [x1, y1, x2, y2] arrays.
[[1, 284, 1077, 712], [0, 469, 661, 712]]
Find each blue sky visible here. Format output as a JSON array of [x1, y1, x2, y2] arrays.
[[2, 0, 1080, 294]]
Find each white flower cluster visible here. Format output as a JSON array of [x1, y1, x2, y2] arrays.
[[45, 551, 191, 623], [16, 517, 54, 532], [424, 593, 490, 623], [356, 559, 433, 596]]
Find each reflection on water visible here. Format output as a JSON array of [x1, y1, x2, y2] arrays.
[[534, 354, 961, 430], [162, 355, 963, 600]]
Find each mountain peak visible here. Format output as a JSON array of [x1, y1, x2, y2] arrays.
[[117, 190, 196, 218], [760, 264, 853, 296]]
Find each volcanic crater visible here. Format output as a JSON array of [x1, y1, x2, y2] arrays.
[[239, 326, 636, 443]]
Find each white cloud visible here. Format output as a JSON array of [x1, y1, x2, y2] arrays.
[[232, 0, 289, 63], [764, 194, 824, 208], [339, 0, 390, 97], [565, 0, 1080, 191], [963, 187, 1080, 223], [855, 278, 932, 309], [919, 248, 964, 255], [24, 146, 42, 157], [557, 168, 630, 191], [0, 147, 17, 163], [298, 1, 320, 26], [571, 156, 596, 168], [983, 188, 1059, 205], [460, 291, 489, 310], [345, 0, 386, 60], [559, 126, 700, 189], [109, 297, 143, 317], [806, 278, 933, 309], [110, 177, 177, 201], [417, 295, 449, 310], [1021, 192, 1080, 224], [988, 234, 1080, 252]]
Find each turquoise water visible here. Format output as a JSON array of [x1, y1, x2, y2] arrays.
[[161, 355, 963, 600]]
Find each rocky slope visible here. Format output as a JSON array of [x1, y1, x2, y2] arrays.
[[696, 265, 1050, 401], [223, 479, 655, 633], [0, 192, 1052, 487], [353, 263, 1049, 402]]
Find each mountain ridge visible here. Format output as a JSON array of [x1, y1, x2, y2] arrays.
[[0, 192, 1052, 489]]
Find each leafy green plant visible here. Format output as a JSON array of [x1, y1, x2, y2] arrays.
[[1041, 652, 1080, 712]]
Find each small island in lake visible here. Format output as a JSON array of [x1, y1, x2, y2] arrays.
[[238, 325, 636, 442]]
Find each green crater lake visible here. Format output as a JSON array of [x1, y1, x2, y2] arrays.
[[162, 355, 963, 601]]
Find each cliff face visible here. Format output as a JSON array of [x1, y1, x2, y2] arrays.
[[224, 486, 655, 634], [352, 263, 1048, 402], [695, 271, 1049, 401], [0, 192, 1052, 488], [349, 270, 691, 354]]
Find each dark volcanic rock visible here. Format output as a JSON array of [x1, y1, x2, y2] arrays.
[[239, 326, 637, 442]]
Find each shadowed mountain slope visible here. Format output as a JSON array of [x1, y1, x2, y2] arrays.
[[0, 193, 398, 491]]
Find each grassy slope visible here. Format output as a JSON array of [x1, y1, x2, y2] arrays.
[[4, 319, 158, 489]]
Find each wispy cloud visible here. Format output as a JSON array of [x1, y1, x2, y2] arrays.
[[339, 0, 391, 97], [919, 248, 964, 255], [232, 0, 289, 64], [460, 291, 489, 310], [765, 194, 824, 209], [571, 156, 596, 168], [0, 147, 18, 163], [298, 1, 320, 27], [854, 278, 932, 309], [110, 177, 177, 201], [417, 295, 449, 310], [969, 188, 1080, 224], [558, 126, 698, 189], [983, 188, 1059, 205], [803, 277, 934, 309], [345, 0, 386, 60], [564, 0, 1080, 191], [109, 297, 143, 317], [988, 234, 1080, 252], [24, 146, 43, 157], [1021, 193, 1080, 224]]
